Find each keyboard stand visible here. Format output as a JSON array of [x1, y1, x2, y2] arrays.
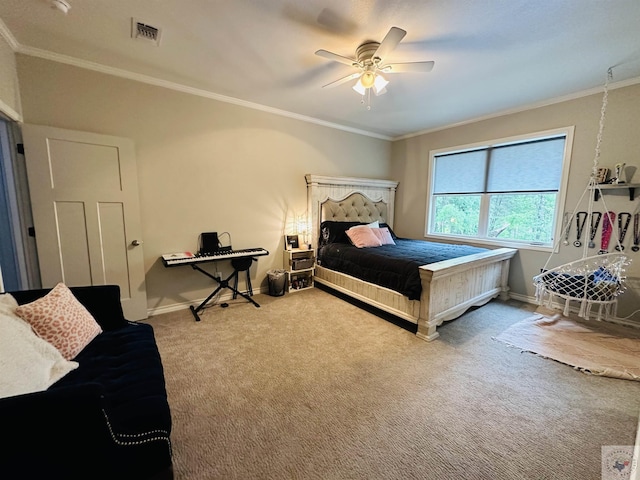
[[188, 261, 260, 322]]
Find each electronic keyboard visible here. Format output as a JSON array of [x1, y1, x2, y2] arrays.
[[161, 247, 268, 267]]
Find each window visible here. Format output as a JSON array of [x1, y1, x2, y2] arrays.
[[427, 128, 573, 249]]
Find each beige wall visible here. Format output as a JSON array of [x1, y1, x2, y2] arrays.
[[391, 83, 640, 318], [16, 55, 390, 311], [0, 34, 21, 120], [14, 52, 640, 319]]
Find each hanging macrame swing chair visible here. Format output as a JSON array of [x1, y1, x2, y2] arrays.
[[533, 68, 631, 321]]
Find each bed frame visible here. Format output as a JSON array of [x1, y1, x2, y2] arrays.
[[306, 174, 517, 341]]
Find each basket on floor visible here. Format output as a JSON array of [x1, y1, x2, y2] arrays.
[[533, 253, 630, 321]]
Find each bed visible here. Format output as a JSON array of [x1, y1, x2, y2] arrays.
[[306, 174, 517, 341]]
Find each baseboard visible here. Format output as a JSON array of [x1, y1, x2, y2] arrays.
[[147, 287, 264, 317], [507, 292, 536, 305]]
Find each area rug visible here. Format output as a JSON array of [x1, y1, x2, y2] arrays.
[[495, 308, 640, 381]]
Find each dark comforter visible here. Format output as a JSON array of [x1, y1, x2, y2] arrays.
[[318, 239, 488, 300]]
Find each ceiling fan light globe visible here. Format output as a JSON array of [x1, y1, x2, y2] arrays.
[[361, 71, 376, 88], [352, 79, 367, 95], [373, 74, 389, 94]]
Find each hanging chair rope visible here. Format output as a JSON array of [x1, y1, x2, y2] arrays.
[[534, 67, 631, 321], [590, 68, 612, 182]]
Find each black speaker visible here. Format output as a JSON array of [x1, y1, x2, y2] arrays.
[[200, 232, 219, 255]]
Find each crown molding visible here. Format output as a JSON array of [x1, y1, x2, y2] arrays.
[[14, 44, 392, 141], [0, 98, 22, 122], [305, 174, 398, 190], [393, 75, 640, 141]]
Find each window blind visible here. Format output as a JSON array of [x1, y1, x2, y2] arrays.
[[433, 136, 565, 195]]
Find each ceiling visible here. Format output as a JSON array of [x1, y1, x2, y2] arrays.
[[1, 0, 640, 139]]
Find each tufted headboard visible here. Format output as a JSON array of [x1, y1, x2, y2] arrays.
[[320, 193, 388, 223], [305, 174, 399, 250]]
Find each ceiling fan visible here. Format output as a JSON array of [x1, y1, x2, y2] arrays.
[[315, 26, 435, 106]]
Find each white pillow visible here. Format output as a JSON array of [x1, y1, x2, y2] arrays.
[[0, 292, 19, 316], [349, 220, 380, 230], [0, 295, 78, 399]]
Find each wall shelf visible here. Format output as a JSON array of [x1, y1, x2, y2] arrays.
[[590, 183, 640, 201]]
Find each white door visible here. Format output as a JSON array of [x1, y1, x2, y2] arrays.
[[22, 124, 148, 320]]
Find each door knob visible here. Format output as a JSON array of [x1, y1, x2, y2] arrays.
[[131, 240, 143, 246]]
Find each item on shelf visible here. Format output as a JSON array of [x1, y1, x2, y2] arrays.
[[285, 235, 299, 250], [612, 162, 626, 184], [596, 167, 609, 184], [292, 258, 314, 270]]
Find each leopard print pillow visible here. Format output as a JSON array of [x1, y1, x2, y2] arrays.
[[15, 283, 102, 360]]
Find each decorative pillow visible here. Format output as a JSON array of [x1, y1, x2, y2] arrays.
[[371, 227, 396, 245], [15, 283, 102, 360], [380, 223, 398, 239], [346, 227, 383, 248], [0, 301, 78, 399], [319, 221, 363, 247]]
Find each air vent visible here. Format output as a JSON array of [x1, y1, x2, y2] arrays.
[[131, 18, 162, 46]]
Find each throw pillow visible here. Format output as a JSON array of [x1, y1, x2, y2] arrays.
[[15, 283, 102, 360], [0, 303, 78, 399], [349, 220, 380, 230], [371, 227, 396, 245], [346, 227, 382, 248]]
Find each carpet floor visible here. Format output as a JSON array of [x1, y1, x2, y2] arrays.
[[144, 288, 640, 479]]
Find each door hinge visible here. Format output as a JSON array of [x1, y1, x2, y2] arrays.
[[16, 143, 24, 155], [28, 226, 35, 237]]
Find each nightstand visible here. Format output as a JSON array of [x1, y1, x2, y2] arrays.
[[283, 248, 315, 292]]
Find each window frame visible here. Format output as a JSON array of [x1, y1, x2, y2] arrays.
[[425, 126, 575, 252]]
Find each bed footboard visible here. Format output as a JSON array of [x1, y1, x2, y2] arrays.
[[416, 248, 516, 341]]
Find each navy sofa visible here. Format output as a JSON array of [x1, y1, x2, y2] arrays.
[[0, 285, 173, 480]]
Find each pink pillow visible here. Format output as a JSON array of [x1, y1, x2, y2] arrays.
[[371, 227, 396, 245], [346, 227, 382, 248], [15, 283, 102, 360]]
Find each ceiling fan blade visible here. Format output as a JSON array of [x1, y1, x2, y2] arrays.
[[322, 72, 361, 88], [373, 26, 407, 61], [380, 61, 435, 73], [315, 49, 357, 67]]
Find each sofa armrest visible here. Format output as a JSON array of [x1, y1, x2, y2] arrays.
[[9, 284, 128, 330]]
